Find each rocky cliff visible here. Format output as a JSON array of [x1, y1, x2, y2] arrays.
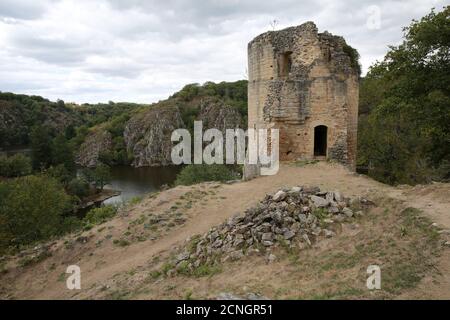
[[119, 98, 244, 167], [197, 98, 243, 132], [124, 104, 185, 167], [76, 128, 113, 167], [74, 80, 246, 168]]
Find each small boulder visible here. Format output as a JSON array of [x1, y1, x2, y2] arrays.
[[310, 195, 329, 207], [272, 190, 287, 202], [342, 207, 353, 218], [283, 230, 296, 240], [261, 232, 273, 241], [334, 191, 343, 202], [229, 250, 244, 261], [302, 234, 312, 246], [266, 254, 277, 263], [323, 229, 336, 238]]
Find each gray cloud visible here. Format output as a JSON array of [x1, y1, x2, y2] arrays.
[[0, 0, 51, 20], [0, 0, 447, 103]]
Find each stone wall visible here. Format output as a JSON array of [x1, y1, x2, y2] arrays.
[[247, 22, 359, 170]]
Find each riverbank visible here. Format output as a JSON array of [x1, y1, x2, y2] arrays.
[[76, 189, 121, 217]]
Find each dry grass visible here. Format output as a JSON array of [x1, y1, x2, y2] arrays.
[[96, 197, 442, 300]]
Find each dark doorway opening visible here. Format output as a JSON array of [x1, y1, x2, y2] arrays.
[[314, 125, 327, 156]]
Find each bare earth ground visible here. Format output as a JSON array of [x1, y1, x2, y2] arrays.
[[0, 162, 449, 299]]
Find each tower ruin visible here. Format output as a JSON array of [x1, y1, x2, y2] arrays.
[[247, 22, 359, 171]]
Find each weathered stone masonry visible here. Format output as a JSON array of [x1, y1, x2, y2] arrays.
[[247, 22, 359, 170]]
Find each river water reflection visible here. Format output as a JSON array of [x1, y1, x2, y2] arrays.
[[102, 165, 182, 205]]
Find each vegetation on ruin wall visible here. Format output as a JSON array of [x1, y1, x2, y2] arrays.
[[358, 6, 450, 185]]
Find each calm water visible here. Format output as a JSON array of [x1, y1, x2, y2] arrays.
[[103, 165, 182, 205], [1, 147, 182, 205]]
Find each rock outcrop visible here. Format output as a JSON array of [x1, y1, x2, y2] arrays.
[[197, 98, 244, 132], [124, 105, 185, 167], [76, 128, 113, 167], [75, 97, 244, 168], [121, 99, 243, 167]]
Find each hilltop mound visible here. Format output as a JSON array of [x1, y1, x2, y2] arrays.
[[0, 162, 449, 299]]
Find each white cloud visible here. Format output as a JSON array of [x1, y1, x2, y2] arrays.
[[0, 0, 447, 103]]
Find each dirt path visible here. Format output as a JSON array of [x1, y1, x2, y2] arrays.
[[2, 162, 449, 299]]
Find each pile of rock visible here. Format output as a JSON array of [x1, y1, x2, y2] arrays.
[[171, 186, 370, 272]]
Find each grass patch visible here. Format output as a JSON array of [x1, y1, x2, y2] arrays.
[[83, 205, 118, 226], [18, 251, 52, 267], [113, 239, 130, 247]]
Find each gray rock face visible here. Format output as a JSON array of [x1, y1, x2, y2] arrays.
[[197, 98, 243, 133], [121, 98, 243, 168], [124, 105, 184, 167], [76, 128, 112, 167]]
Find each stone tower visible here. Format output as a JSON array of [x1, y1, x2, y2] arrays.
[[247, 22, 359, 170]]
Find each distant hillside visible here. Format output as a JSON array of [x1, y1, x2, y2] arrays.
[[75, 80, 248, 167], [0, 93, 80, 148], [0, 92, 145, 149]]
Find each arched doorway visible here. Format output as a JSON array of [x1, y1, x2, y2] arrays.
[[314, 125, 327, 157]]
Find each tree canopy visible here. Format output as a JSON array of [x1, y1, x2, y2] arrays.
[[358, 6, 450, 184]]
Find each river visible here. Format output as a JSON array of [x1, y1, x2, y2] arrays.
[[102, 165, 181, 205], [1, 147, 181, 205]]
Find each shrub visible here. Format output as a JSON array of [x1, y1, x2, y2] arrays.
[[81, 164, 111, 191], [83, 205, 117, 226], [67, 178, 90, 198], [46, 164, 74, 186], [175, 164, 238, 186], [0, 175, 72, 252], [0, 154, 32, 177]]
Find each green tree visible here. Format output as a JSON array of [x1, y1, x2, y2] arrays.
[[93, 164, 111, 190], [67, 178, 90, 198], [30, 126, 52, 170], [51, 134, 76, 173], [358, 6, 450, 184], [0, 154, 32, 177], [81, 164, 111, 191], [0, 175, 72, 251]]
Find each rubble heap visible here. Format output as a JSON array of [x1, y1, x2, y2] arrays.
[[170, 186, 373, 272]]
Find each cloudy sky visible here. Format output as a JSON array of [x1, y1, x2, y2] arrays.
[[0, 0, 446, 103]]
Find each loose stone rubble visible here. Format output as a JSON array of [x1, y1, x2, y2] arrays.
[[167, 186, 374, 275]]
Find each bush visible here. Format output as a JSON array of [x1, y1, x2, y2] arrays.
[[83, 205, 117, 226], [59, 216, 83, 235], [0, 154, 32, 177], [46, 164, 74, 186], [0, 175, 72, 252], [67, 178, 90, 198], [175, 164, 238, 186], [81, 164, 111, 191]]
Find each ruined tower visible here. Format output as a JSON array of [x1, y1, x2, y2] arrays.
[[247, 22, 359, 170]]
